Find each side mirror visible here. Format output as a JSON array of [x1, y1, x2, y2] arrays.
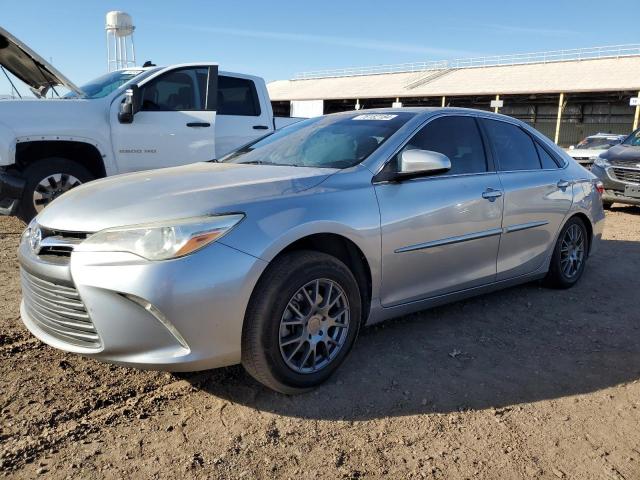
[[118, 85, 141, 124], [397, 149, 451, 178]]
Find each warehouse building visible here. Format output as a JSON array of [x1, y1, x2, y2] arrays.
[[268, 45, 640, 147]]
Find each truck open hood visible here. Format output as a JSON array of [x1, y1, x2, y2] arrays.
[[0, 26, 83, 98]]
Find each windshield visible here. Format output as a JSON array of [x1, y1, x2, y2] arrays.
[[221, 112, 415, 169], [64, 70, 145, 99], [575, 136, 622, 150], [622, 129, 640, 147]]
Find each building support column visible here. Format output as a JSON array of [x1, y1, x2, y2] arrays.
[[441, 96, 446, 107], [633, 90, 640, 131], [494, 94, 500, 113], [554, 93, 565, 145]]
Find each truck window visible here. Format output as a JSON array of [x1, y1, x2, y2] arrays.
[[141, 68, 208, 111], [217, 76, 261, 116]]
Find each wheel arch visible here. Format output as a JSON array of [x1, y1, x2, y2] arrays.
[[262, 232, 373, 326], [566, 211, 594, 254], [15, 140, 107, 179]]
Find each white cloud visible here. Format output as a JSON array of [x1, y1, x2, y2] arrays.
[[159, 23, 479, 57]]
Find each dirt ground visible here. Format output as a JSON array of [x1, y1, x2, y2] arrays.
[[1, 207, 639, 479]]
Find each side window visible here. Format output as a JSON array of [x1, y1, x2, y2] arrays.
[[399, 116, 487, 176], [535, 142, 561, 169], [141, 68, 207, 111], [217, 76, 261, 116], [482, 119, 541, 171]]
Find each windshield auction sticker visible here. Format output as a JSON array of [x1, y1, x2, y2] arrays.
[[352, 114, 398, 121]]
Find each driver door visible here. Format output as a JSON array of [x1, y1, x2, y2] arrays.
[[110, 66, 217, 173], [374, 115, 504, 306]]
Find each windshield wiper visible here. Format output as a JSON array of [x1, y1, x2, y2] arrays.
[[238, 160, 275, 165]]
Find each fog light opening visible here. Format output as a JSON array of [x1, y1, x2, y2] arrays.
[[121, 293, 190, 351]]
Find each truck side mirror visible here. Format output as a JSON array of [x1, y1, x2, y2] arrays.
[[118, 85, 141, 124]]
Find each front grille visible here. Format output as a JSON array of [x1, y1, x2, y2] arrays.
[[21, 269, 100, 348], [610, 167, 640, 184], [38, 228, 89, 259]]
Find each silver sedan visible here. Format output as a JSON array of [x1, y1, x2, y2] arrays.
[[18, 108, 605, 393]]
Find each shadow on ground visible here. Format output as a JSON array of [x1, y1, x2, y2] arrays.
[[186, 237, 639, 420]]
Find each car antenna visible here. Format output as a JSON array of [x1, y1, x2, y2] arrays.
[[142, 61, 156, 67]]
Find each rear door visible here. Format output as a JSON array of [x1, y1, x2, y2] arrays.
[[480, 118, 573, 280], [375, 114, 504, 306], [214, 74, 274, 158], [110, 66, 217, 173]]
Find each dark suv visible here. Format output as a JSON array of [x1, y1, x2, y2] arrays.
[[591, 128, 640, 207]]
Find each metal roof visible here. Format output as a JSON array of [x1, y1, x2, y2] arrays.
[[268, 56, 640, 101]]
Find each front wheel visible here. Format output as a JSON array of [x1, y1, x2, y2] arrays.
[[242, 250, 361, 394], [17, 158, 94, 222], [544, 217, 589, 289]]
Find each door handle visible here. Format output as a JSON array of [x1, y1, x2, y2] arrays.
[[482, 188, 503, 202], [557, 180, 570, 190], [253, 125, 269, 130], [186, 122, 211, 128]]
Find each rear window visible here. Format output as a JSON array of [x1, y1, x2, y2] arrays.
[[217, 76, 261, 116], [535, 142, 561, 169], [483, 119, 541, 171]]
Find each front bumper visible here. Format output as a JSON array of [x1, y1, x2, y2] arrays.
[[0, 169, 25, 215], [18, 238, 268, 371], [591, 164, 640, 206]]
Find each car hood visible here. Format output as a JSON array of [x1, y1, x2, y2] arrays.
[[600, 144, 640, 163], [0, 98, 98, 136], [0, 26, 83, 98], [35, 162, 337, 232], [566, 148, 606, 159]]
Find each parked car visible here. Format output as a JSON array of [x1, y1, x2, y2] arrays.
[[565, 133, 627, 169], [591, 127, 640, 207], [18, 108, 605, 394], [0, 26, 299, 222]]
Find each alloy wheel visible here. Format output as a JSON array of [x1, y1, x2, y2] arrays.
[[278, 278, 350, 374], [33, 173, 82, 212], [560, 224, 585, 279]]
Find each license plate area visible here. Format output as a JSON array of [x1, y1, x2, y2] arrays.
[[625, 184, 640, 199]]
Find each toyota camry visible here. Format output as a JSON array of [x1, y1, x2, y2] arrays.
[[18, 108, 605, 393]]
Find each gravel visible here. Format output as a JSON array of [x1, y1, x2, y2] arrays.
[[1, 207, 639, 479]]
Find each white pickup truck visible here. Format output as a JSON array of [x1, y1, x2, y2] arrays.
[[0, 26, 298, 221]]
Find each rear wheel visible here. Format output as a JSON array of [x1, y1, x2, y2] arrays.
[[544, 217, 589, 289], [17, 158, 93, 222], [242, 250, 361, 394]]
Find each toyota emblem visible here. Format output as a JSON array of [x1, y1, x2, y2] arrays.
[[29, 227, 42, 255]]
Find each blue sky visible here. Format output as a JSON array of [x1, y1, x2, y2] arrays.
[[2, 0, 639, 96]]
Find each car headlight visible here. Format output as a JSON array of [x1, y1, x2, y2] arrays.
[[593, 156, 610, 168], [78, 214, 244, 261]]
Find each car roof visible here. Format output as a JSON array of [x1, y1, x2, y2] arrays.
[[328, 106, 520, 121]]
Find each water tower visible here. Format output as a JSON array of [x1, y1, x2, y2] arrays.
[[105, 11, 136, 71]]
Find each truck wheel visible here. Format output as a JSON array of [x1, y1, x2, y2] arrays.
[[242, 250, 361, 394], [17, 158, 94, 222]]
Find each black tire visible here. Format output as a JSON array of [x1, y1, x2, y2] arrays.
[[17, 158, 94, 223], [544, 216, 589, 289], [603, 202, 613, 210], [242, 250, 361, 394]]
